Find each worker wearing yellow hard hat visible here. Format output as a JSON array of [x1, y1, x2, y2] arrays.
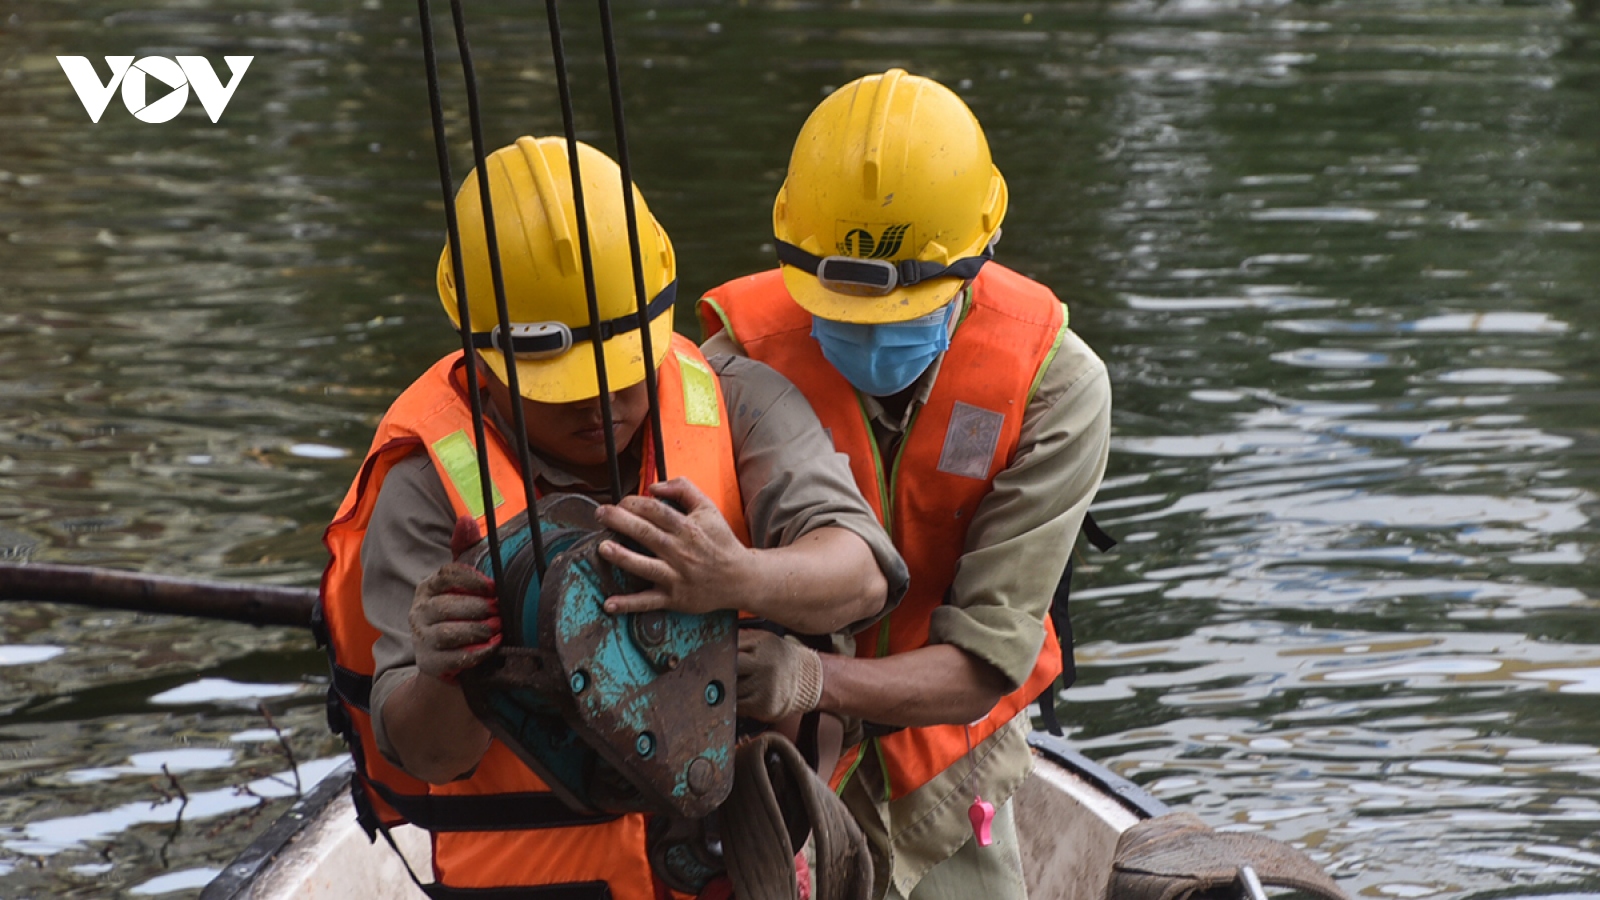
[[322, 136, 907, 898], [699, 69, 1113, 899]]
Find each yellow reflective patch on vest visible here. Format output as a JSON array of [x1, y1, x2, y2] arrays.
[[431, 429, 503, 518], [676, 352, 720, 427]]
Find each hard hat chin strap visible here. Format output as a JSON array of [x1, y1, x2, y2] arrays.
[[773, 240, 992, 297], [469, 281, 677, 358]]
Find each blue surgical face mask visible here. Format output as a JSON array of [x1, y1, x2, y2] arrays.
[[811, 300, 956, 397]]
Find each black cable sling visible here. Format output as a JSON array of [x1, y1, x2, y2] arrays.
[[417, 0, 513, 590], [417, 0, 667, 574], [395, 9, 525, 893], [545, 0, 620, 502], [599, 0, 669, 482], [397, 5, 668, 887], [448, 0, 549, 581]]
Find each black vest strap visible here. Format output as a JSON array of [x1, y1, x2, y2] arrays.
[[367, 777, 622, 833], [1082, 512, 1117, 552], [330, 663, 373, 712], [1037, 513, 1118, 735], [344, 751, 622, 899], [422, 883, 612, 900], [1036, 557, 1075, 737]]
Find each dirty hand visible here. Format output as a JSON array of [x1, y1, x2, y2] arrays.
[[410, 559, 500, 684], [594, 477, 756, 616], [735, 629, 824, 723]]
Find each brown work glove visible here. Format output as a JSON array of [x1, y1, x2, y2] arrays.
[[410, 516, 501, 684], [736, 629, 824, 723]]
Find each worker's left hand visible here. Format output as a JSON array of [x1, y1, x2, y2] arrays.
[[594, 477, 757, 616], [735, 629, 824, 722]]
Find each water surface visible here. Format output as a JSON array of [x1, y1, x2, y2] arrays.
[[1, 0, 1597, 896]]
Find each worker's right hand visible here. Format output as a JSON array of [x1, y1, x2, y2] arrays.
[[594, 477, 756, 617], [410, 562, 500, 684]]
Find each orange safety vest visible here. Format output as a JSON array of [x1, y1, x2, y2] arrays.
[[698, 264, 1068, 801], [318, 334, 746, 900]]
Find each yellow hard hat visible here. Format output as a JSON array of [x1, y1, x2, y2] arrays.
[[772, 69, 1007, 324], [438, 136, 676, 403]]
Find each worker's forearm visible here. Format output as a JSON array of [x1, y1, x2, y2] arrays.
[[382, 671, 491, 784], [739, 526, 887, 635], [816, 643, 1010, 727]]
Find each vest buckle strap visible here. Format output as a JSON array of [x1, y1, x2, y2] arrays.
[[421, 883, 612, 900]]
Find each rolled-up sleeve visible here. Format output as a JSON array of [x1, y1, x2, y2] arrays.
[[708, 353, 909, 632], [927, 328, 1112, 690]]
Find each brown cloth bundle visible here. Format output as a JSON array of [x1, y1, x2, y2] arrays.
[[721, 732, 873, 900], [1105, 812, 1348, 900]]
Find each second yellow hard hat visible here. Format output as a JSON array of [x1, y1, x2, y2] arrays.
[[773, 69, 1008, 324]]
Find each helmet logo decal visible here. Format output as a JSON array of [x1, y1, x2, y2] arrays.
[[837, 223, 911, 260]]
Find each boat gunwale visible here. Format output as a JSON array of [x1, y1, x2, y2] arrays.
[[1026, 731, 1169, 821], [199, 758, 362, 900], [202, 731, 1167, 898]]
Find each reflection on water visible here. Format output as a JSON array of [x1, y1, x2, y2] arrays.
[[2, 0, 1598, 896], [11, 756, 344, 858], [1071, 626, 1600, 890]]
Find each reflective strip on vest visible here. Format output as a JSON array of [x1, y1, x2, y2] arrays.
[[676, 350, 721, 427], [432, 428, 504, 517]]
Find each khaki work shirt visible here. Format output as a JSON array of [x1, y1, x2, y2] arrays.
[[701, 286, 1112, 895], [362, 353, 909, 767]]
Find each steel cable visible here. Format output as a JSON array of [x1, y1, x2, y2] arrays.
[[448, 0, 549, 580], [416, 0, 507, 589], [418, 0, 659, 581], [599, 0, 668, 483], [544, 0, 625, 504]]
